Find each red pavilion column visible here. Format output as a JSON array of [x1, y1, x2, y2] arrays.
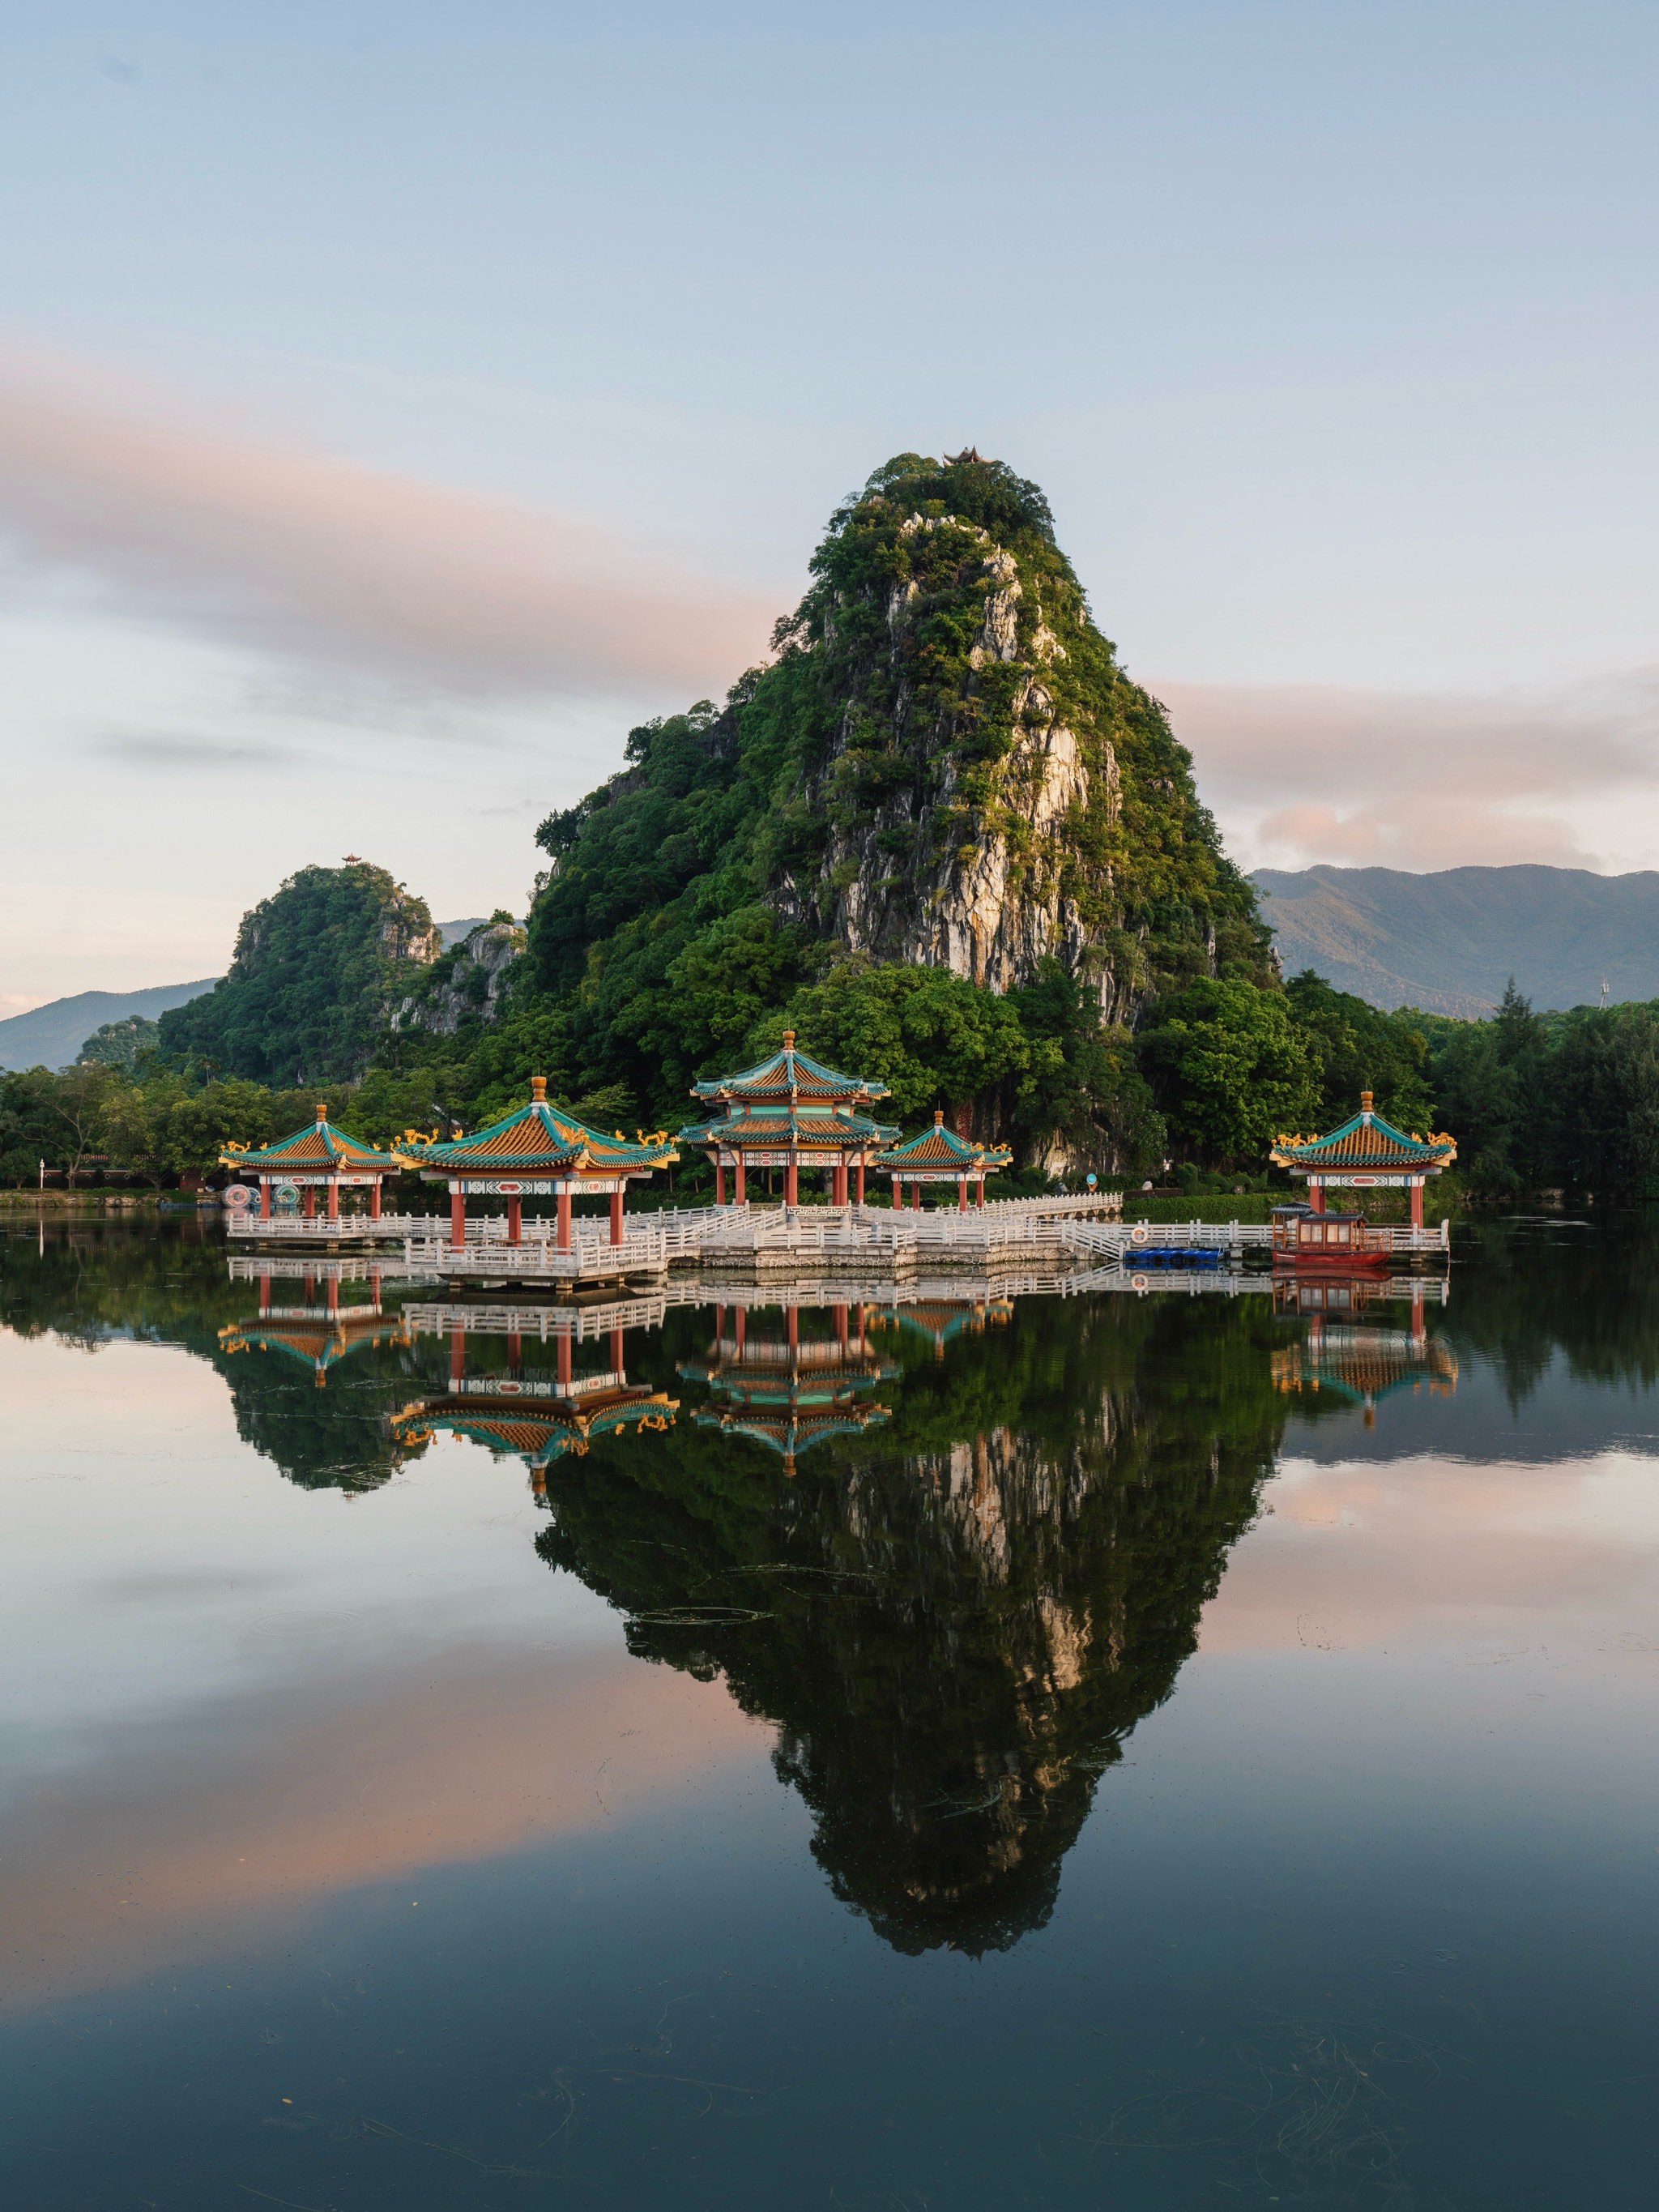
[[449, 1324, 464, 1386], [891, 1175, 901, 1210], [370, 1179, 382, 1219], [507, 1197, 522, 1245], [609, 1189, 624, 1245], [557, 1334, 572, 1387], [977, 1176, 985, 1208], [327, 1178, 339, 1224], [1410, 1179, 1424, 1229], [911, 1181, 921, 1211], [855, 1159, 865, 1206], [958, 1175, 968, 1211], [735, 1156, 747, 1205], [450, 1187, 467, 1247], [303, 1185, 316, 1217], [1309, 1180, 1326, 1215], [611, 1326, 625, 1374], [260, 1178, 272, 1219], [785, 1153, 799, 1207], [556, 1187, 573, 1252], [716, 1159, 726, 1206]]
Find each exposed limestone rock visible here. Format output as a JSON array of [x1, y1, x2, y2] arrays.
[[393, 917, 524, 1036]]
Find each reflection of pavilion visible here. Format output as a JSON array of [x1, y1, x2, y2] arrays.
[[389, 1305, 676, 1503], [218, 1267, 410, 1388], [872, 1298, 1013, 1360], [680, 1301, 897, 1472], [1272, 1276, 1457, 1425]]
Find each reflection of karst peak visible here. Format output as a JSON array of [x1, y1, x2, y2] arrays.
[[539, 1296, 1281, 1955]]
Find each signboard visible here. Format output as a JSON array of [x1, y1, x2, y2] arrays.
[[452, 1176, 630, 1196], [223, 1184, 254, 1211], [1311, 1173, 1418, 1189]]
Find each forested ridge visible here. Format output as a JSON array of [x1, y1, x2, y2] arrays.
[[6, 452, 1659, 1201]]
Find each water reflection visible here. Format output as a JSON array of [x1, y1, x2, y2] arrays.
[[539, 1296, 1284, 1952], [2, 1214, 1647, 1966]]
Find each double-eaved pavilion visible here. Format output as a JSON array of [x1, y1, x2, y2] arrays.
[[223, 1105, 406, 1222], [873, 1111, 1013, 1211], [680, 1031, 898, 1207], [410, 1076, 676, 1252], [1269, 1091, 1456, 1228]]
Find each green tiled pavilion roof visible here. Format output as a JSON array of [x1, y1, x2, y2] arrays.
[[690, 1029, 890, 1105], [224, 1108, 404, 1175], [1269, 1092, 1456, 1174], [872, 1112, 1013, 1172], [412, 1077, 676, 1177]]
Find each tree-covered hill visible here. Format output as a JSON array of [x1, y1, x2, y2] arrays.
[[381, 451, 1276, 1167], [157, 861, 440, 1087]]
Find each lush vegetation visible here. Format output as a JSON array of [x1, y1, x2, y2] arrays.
[[6, 455, 1657, 1201], [155, 861, 439, 1086]]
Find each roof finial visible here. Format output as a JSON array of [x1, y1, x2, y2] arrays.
[[315, 1100, 327, 1123], [1360, 1089, 1374, 1117], [782, 1029, 796, 1048], [531, 1074, 548, 1103], [934, 1108, 945, 1125]]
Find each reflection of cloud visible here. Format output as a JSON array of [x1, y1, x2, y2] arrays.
[[1200, 1452, 1659, 1653], [1160, 675, 1659, 870], [0, 344, 776, 702], [0, 1646, 767, 2016]]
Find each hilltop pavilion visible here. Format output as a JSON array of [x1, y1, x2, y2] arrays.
[[873, 1112, 1013, 1211], [411, 1075, 676, 1251], [222, 1106, 407, 1222], [1269, 1091, 1456, 1228], [679, 1031, 898, 1207]]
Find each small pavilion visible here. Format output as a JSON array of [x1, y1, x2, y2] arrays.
[[1269, 1091, 1456, 1228], [680, 1031, 898, 1207], [222, 1106, 407, 1223], [410, 1075, 676, 1251], [873, 1112, 1013, 1211]]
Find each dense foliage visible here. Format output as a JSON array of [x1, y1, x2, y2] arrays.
[[156, 861, 439, 1086]]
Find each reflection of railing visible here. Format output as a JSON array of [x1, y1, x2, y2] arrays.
[[227, 1211, 442, 1241]]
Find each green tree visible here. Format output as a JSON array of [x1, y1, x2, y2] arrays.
[[1283, 970, 1435, 1130], [156, 860, 438, 1086], [1140, 979, 1320, 1166]]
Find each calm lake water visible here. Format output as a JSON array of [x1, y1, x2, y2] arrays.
[[2, 1215, 1657, 2210]]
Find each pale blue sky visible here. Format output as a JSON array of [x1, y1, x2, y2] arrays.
[[4, 2, 1659, 1001]]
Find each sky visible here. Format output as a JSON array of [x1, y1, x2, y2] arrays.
[[4, 1, 1659, 1008]]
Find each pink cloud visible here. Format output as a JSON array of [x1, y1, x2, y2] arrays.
[[0, 344, 777, 701], [1158, 674, 1659, 869]]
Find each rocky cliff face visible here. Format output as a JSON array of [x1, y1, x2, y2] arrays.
[[766, 451, 1266, 1018], [392, 917, 524, 1036]]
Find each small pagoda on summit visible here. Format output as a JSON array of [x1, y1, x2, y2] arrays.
[[408, 1075, 676, 1251], [679, 1031, 898, 1206], [873, 1111, 1013, 1211], [1269, 1091, 1456, 1228], [222, 1104, 407, 1222]]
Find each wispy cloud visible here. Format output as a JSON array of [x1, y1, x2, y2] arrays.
[[1160, 673, 1659, 870], [0, 344, 777, 701], [92, 732, 293, 771]]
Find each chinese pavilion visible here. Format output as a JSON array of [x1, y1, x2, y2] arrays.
[[1269, 1091, 1456, 1228], [680, 1302, 895, 1474], [410, 1076, 676, 1251], [222, 1105, 407, 1222], [679, 1031, 898, 1207], [872, 1112, 1013, 1211]]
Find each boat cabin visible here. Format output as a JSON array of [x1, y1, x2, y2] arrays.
[[1270, 1202, 1375, 1259]]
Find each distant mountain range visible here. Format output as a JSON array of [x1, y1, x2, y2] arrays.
[[0, 918, 488, 1071], [1252, 865, 1659, 1017]]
